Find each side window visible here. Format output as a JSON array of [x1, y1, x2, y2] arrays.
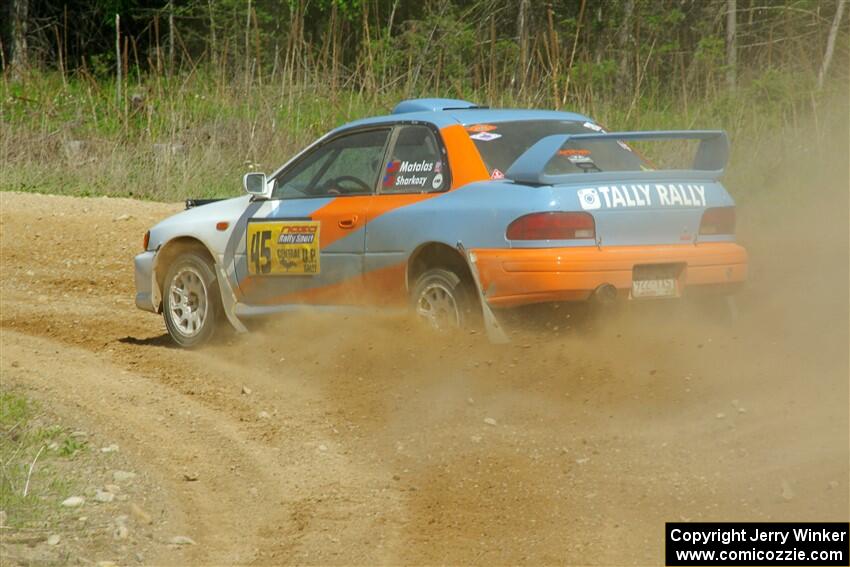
[[380, 125, 448, 194], [272, 148, 333, 199], [272, 128, 390, 199]]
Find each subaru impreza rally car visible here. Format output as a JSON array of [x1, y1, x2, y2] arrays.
[[134, 98, 747, 347]]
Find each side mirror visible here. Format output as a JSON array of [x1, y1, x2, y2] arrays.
[[243, 172, 268, 198]]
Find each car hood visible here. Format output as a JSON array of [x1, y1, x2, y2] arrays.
[[147, 195, 252, 251]]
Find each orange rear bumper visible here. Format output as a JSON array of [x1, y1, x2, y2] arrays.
[[473, 242, 748, 308]]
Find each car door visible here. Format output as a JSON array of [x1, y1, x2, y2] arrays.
[[362, 124, 452, 304], [236, 127, 392, 306]]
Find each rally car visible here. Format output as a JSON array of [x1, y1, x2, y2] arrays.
[[134, 98, 747, 347]]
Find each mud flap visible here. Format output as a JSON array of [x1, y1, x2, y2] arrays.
[[457, 242, 510, 344], [216, 265, 248, 333]]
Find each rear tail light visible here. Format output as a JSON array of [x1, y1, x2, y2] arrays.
[[143, 231, 150, 250], [506, 212, 595, 241], [699, 207, 736, 235]]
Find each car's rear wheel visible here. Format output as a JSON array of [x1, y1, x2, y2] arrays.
[[412, 268, 476, 330], [162, 252, 221, 348]]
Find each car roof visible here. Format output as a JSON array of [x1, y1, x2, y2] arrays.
[[332, 98, 593, 134]]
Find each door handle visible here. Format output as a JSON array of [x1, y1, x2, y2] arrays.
[[338, 215, 359, 229]]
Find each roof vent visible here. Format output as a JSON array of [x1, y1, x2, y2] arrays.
[[392, 98, 482, 114]]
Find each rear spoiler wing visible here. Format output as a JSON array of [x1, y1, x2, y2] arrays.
[[504, 130, 729, 185]]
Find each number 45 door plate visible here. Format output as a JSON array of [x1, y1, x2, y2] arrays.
[[247, 220, 321, 276]]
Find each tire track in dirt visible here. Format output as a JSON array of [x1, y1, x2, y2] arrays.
[[2, 328, 419, 564], [4, 330, 277, 563]]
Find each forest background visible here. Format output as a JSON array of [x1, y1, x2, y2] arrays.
[[1, 0, 847, 202]]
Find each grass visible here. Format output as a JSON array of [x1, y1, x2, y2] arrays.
[[0, 390, 84, 530], [0, 67, 847, 204]]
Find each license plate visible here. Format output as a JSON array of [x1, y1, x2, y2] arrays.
[[632, 277, 677, 298], [247, 220, 320, 276]]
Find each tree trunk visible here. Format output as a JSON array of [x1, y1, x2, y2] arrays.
[[245, 0, 252, 82], [115, 14, 122, 107], [726, 0, 737, 90], [208, 0, 216, 67], [818, 0, 847, 90], [9, 0, 28, 72], [513, 0, 529, 90], [168, 1, 175, 75], [616, 0, 635, 93]]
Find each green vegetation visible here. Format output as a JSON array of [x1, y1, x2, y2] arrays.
[[0, 390, 84, 529], [1, 1, 847, 202]]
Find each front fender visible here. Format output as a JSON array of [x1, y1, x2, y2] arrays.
[[143, 236, 246, 333]]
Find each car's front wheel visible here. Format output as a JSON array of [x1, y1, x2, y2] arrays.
[[162, 252, 221, 348], [412, 268, 476, 330]]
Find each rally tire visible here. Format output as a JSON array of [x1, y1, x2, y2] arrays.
[[162, 252, 222, 348], [412, 268, 477, 331]]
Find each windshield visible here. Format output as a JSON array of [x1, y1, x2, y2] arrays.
[[466, 120, 649, 177]]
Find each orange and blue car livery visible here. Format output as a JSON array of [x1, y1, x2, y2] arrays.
[[134, 98, 748, 332]]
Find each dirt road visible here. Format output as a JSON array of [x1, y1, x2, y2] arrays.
[[1, 190, 847, 565]]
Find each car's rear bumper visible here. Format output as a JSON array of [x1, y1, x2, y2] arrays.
[[134, 251, 158, 313], [473, 242, 748, 308]]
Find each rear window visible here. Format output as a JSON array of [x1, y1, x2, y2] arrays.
[[466, 120, 648, 177]]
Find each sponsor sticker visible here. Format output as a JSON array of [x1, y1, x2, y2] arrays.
[[470, 132, 502, 142], [559, 149, 594, 164], [247, 220, 320, 275], [583, 121, 605, 133], [558, 149, 591, 157], [577, 188, 602, 210], [577, 184, 708, 210], [466, 124, 498, 133], [431, 173, 444, 190], [490, 168, 505, 180]]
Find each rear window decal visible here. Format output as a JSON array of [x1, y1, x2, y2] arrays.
[[470, 132, 502, 142], [558, 149, 591, 158], [383, 159, 440, 190], [431, 173, 444, 189], [466, 124, 498, 133], [567, 154, 594, 165]]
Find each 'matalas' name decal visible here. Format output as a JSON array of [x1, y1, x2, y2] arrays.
[[577, 184, 707, 210]]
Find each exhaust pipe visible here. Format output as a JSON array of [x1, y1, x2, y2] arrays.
[[593, 284, 618, 304]]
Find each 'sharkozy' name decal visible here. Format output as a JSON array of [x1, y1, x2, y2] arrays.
[[577, 184, 707, 210]]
